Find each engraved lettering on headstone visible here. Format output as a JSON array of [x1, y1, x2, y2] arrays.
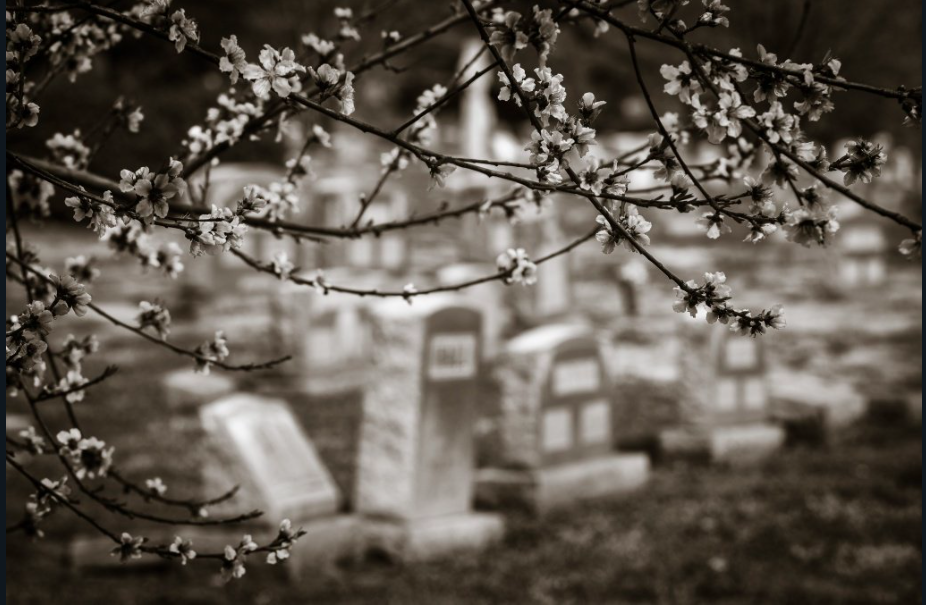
[[552, 358, 600, 396], [428, 333, 477, 380]]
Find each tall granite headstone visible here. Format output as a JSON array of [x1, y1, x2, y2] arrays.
[[356, 295, 504, 560]]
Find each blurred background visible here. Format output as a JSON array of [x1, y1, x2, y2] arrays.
[[6, 1, 922, 603]]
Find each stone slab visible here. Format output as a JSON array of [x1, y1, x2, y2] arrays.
[[660, 423, 784, 466], [709, 423, 785, 464], [475, 453, 650, 513], [362, 512, 504, 562], [769, 372, 868, 430]]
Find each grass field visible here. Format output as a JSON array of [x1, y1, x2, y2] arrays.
[[7, 418, 921, 605]]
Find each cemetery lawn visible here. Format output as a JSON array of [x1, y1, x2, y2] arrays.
[[8, 419, 921, 604]]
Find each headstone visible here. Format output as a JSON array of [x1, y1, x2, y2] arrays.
[[200, 394, 362, 572], [768, 371, 867, 432], [356, 295, 503, 560], [266, 276, 376, 396], [488, 204, 575, 324], [838, 224, 888, 288], [310, 173, 409, 271], [69, 392, 360, 573], [660, 314, 784, 464], [200, 394, 341, 521], [477, 324, 649, 512], [436, 263, 510, 360], [457, 37, 496, 161]]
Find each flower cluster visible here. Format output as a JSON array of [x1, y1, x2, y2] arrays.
[[57, 429, 114, 480], [784, 198, 839, 248], [270, 251, 295, 280], [103, 221, 185, 278], [243, 181, 297, 222], [334, 7, 361, 41], [46, 130, 91, 170], [193, 330, 230, 374], [577, 157, 630, 197], [111, 532, 146, 563], [899, 230, 922, 260], [496, 248, 538, 286], [186, 205, 248, 257], [8, 170, 55, 220], [837, 139, 887, 186], [137, 300, 171, 340], [18, 426, 47, 455], [499, 65, 606, 185], [6, 301, 51, 393], [672, 271, 785, 335], [221, 534, 258, 581], [307, 63, 356, 115], [119, 159, 187, 224], [65, 192, 118, 237], [169, 536, 197, 565], [168, 9, 199, 53], [45, 11, 124, 84], [303, 33, 336, 59], [595, 209, 653, 254], [265, 519, 306, 564], [243, 45, 306, 99], [184, 90, 264, 159], [489, 6, 560, 66], [23, 477, 71, 539], [6, 20, 43, 129]]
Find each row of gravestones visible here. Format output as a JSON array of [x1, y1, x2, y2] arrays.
[[61, 295, 800, 576]]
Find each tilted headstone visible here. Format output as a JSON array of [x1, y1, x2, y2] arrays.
[[478, 324, 649, 512], [356, 295, 503, 559], [200, 394, 341, 522]]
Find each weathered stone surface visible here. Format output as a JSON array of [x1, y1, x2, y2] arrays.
[[660, 423, 785, 465], [708, 423, 786, 465], [200, 394, 341, 523], [363, 512, 505, 562], [769, 371, 868, 430], [475, 454, 650, 513], [356, 295, 483, 521]]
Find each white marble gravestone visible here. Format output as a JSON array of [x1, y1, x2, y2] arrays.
[[200, 394, 364, 572], [660, 315, 784, 464], [477, 324, 649, 512], [70, 392, 361, 573], [356, 295, 504, 560], [200, 394, 341, 521]]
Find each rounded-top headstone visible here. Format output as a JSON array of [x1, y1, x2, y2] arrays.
[[496, 323, 612, 468]]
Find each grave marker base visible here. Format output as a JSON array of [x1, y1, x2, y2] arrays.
[[362, 512, 504, 562], [659, 423, 785, 465], [474, 453, 650, 513]]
